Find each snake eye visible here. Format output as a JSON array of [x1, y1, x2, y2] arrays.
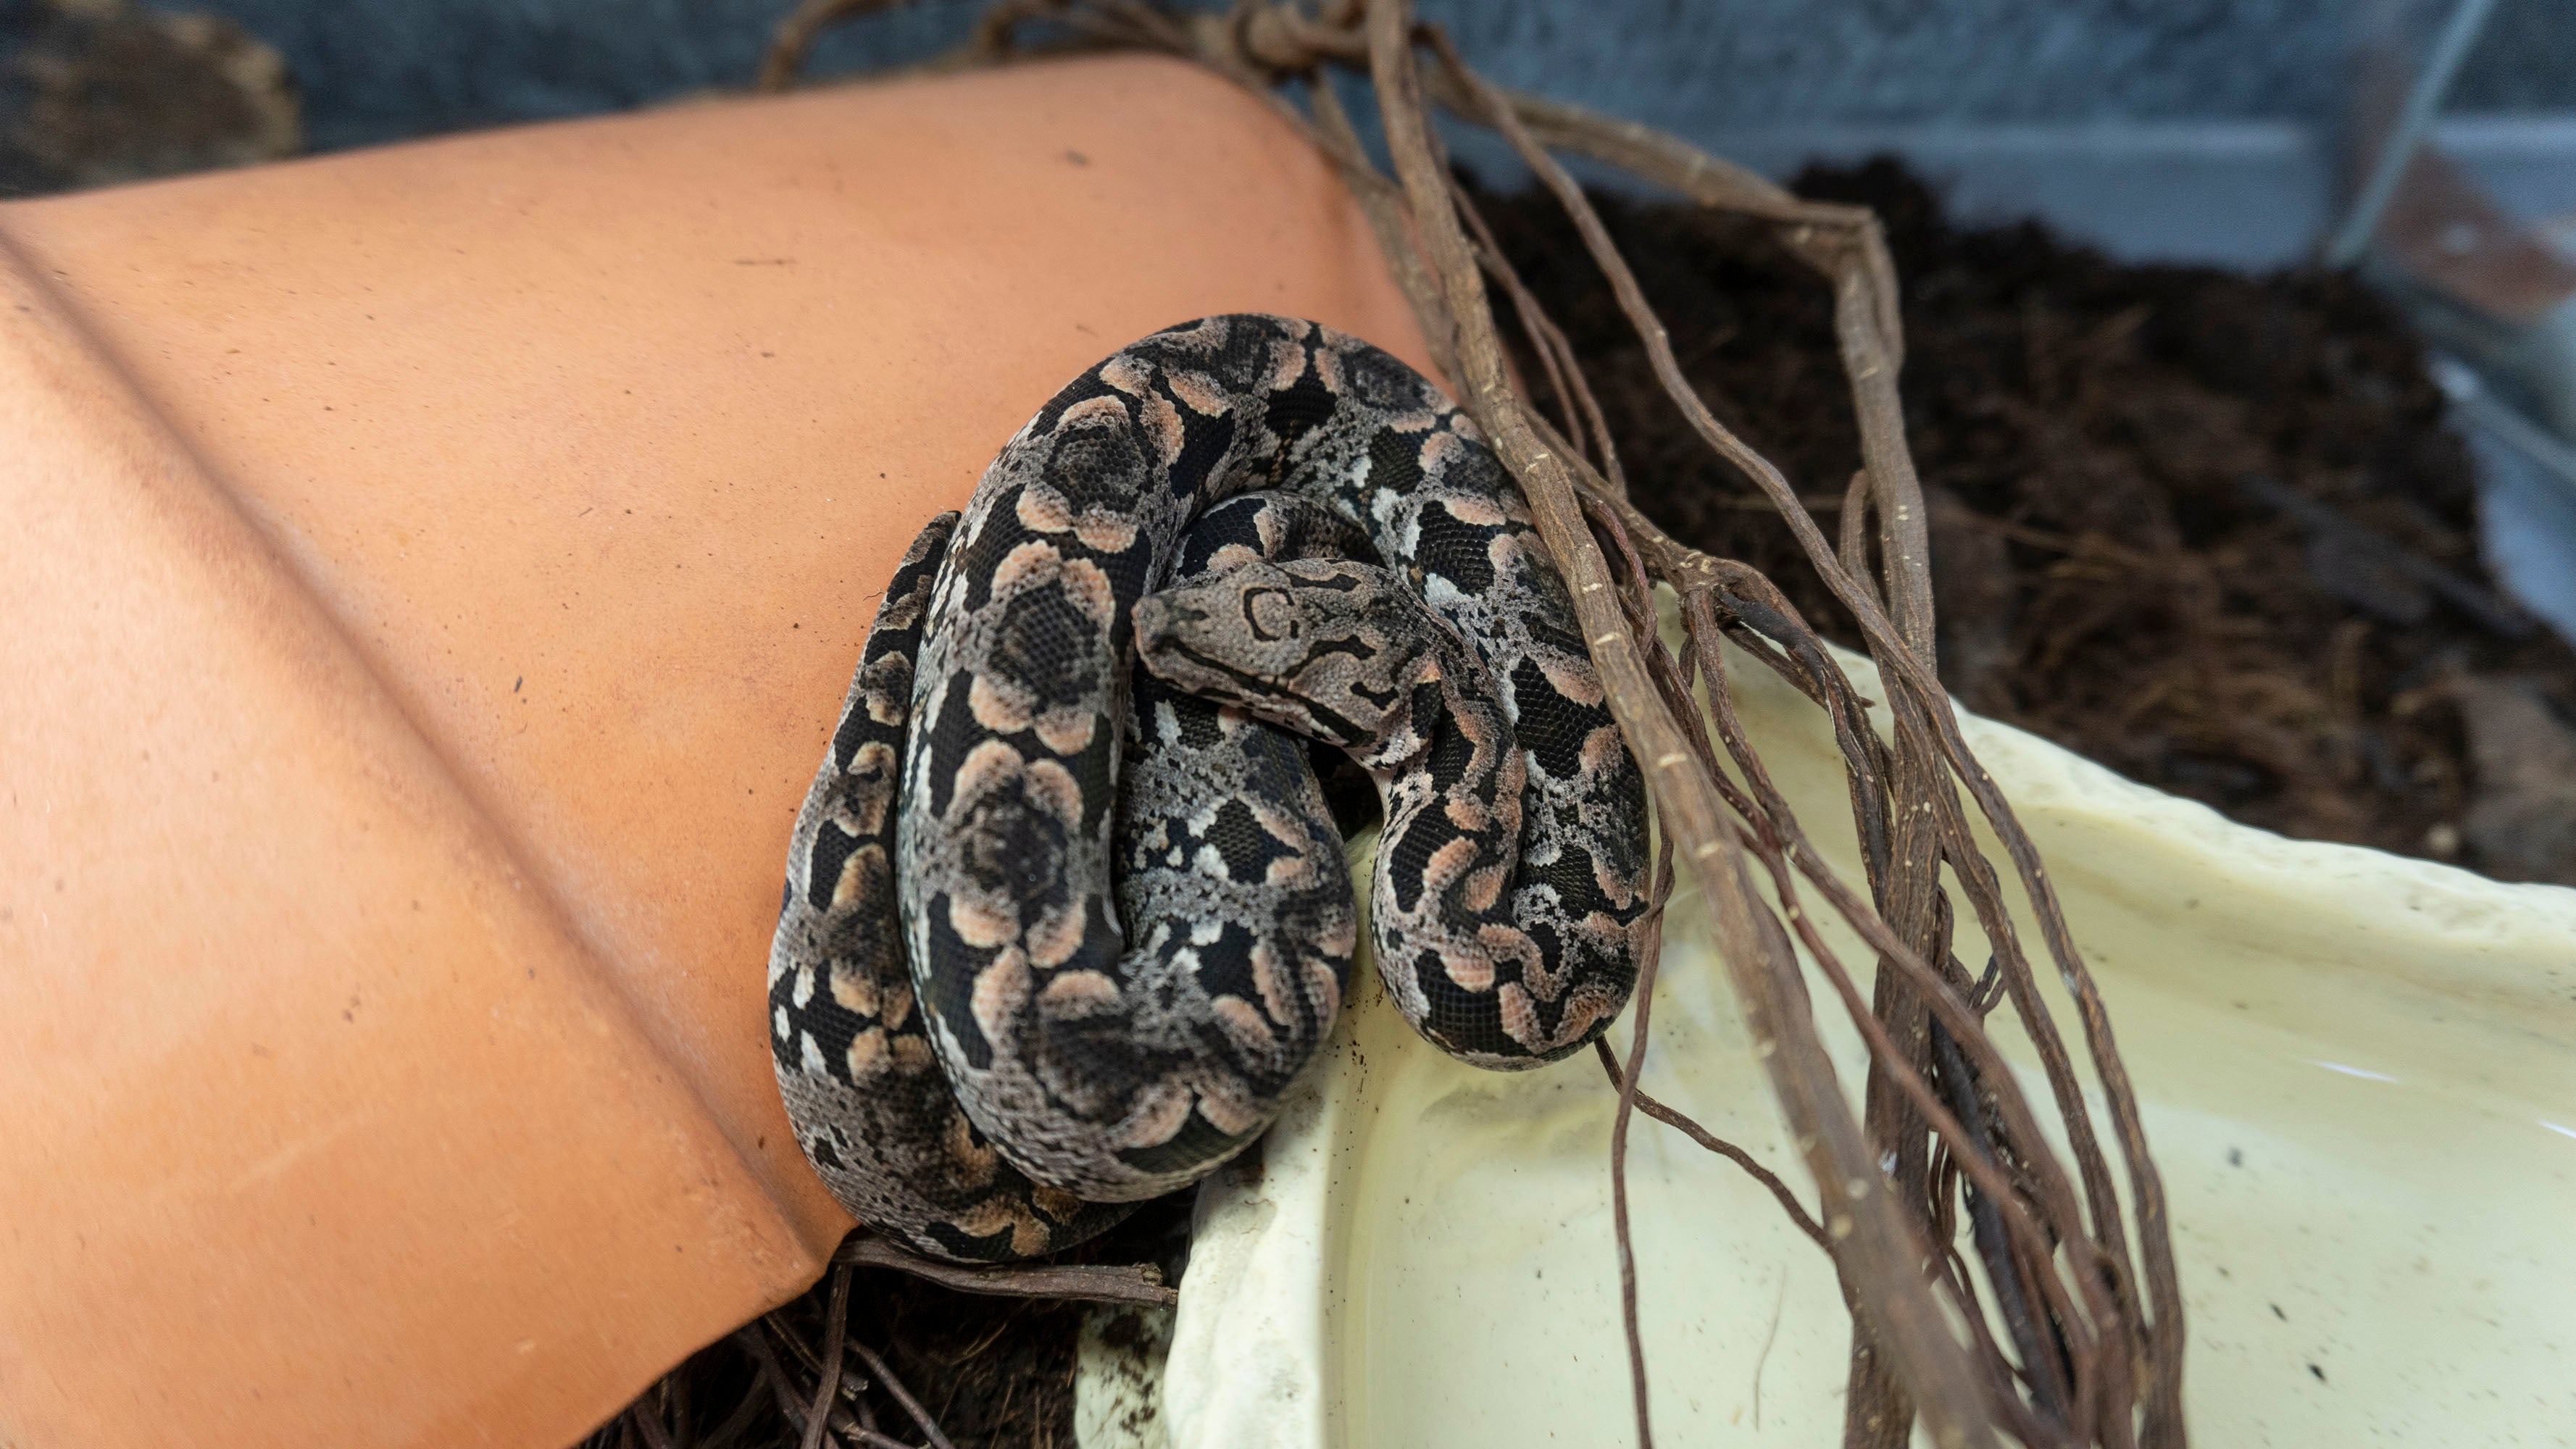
[[1244, 587, 1300, 641]]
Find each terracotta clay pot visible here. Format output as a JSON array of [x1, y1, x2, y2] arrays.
[[0, 54, 1428, 1449]]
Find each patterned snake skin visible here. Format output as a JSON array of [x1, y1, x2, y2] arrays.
[[769, 315, 1648, 1262]]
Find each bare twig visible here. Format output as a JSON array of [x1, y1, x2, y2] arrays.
[[1388, 19, 1998, 1446], [740, 1325, 822, 1441], [804, 1265, 854, 1449], [835, 1233, 1177, 1308], [1449, 174, 1630, 495], [757, 0, 906, 92], [1605, 875, 1662, 1447], [698, 1374, 776, 1449], [628, 1400, 678, 1449], [1593, 1039, 1830, 1250]]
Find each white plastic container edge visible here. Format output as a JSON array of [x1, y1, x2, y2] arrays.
[[1077, 613, 2576, 1448]]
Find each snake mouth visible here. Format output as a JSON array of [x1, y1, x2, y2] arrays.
[[1137, 628, 1283, 696]]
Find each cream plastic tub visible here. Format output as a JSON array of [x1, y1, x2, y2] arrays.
[[1079, 628, 2576, 1447]]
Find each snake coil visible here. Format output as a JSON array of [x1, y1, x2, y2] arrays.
[[770, 315, 1647, 1261]]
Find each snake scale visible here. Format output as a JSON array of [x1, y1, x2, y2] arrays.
[[768, 314, 1648, 1263]]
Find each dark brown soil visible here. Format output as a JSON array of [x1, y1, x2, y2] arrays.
[[1472, 160, 2576, 886], [575, 1278, 1084, 1448], [582, 1193, 1192, 1448]]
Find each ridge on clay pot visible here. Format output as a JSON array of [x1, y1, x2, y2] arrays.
[[0, 54, 1432, 1449]]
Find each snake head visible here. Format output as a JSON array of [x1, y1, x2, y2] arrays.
[[1133, 559, 1437, 757]]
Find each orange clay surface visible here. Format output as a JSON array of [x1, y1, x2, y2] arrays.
[[0, 54, 1427, 1449]]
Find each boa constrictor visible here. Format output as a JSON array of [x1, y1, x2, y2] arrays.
[[768, 315, 1648, 1263]]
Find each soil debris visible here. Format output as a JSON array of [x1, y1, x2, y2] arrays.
[[1474, 159, 2576, 886]]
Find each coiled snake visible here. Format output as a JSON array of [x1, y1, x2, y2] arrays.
[[768, 315, 1648, 1262]]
